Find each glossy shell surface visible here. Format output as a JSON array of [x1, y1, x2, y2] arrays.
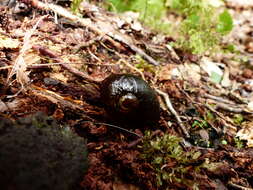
[[101, 74, 160, 125]]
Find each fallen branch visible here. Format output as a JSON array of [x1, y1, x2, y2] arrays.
[[20, 0, 160, 66]]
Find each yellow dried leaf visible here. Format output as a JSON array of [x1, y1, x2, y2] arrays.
[[0, 35, 20, 49], [50, 73, 68, 83]]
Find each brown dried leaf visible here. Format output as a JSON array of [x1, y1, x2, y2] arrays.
[[23, 51, 41, 65]]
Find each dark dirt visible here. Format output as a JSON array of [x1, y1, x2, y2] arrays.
[[0, 0, 253, 190]]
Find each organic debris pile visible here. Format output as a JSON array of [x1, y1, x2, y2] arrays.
[[0, 0, 253, 189]]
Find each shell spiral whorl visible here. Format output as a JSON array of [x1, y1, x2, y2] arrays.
[[101, 74, 160, 126]]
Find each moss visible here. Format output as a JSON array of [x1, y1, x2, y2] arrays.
[[105, 0, 170, 33], [140, 131, 201, 187], [0, 112, 88, 190], [233, 114, 244, 125]]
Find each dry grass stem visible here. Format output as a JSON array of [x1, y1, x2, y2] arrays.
[[6, 16, 47, 92]]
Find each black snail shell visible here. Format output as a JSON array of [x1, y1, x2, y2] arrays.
[[101, 74, 160, 126]]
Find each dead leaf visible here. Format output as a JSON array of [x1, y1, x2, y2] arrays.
[[247, 101, 253, 112], [0, 35, 20, 49], [157, 64, 176, 81], [23, 51, 41, 65], [171, 63, 201, 81], [221, 67, 231, 87], [49, 73, 68, 83], [226, 0, 253, 8], [200, 57, 223, 84], [207, 0, 224, 7], [236, 122, 253, 147]]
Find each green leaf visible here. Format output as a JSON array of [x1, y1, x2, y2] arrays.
[[217, 10, 233, 35], [71, 0, 83, 14], [233, 114, 244, 125], [221, 140, 228, 145], [154, 157, 163, 164], [170, 0, 181, 9], [210, 71, 222, 83], [187, 14, 200, 28], [156, 174, 163, 186], [223, 44, 236, 53], [192, 120, 201, 128]]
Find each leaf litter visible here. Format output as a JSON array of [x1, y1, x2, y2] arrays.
[[0, 0, 253, 189]]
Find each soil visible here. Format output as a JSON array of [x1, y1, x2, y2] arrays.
[[0, 0, 253, 190]]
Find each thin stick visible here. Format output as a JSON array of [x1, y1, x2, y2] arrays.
[[156, 89, 190, 138], [203, 93, 236, 105], [94, 122, 142, 138]]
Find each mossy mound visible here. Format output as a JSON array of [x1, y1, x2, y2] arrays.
[[0, 112, 88, 190]]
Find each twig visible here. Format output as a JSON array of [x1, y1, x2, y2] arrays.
[[109, 32, 160, 66], [203, 93, 236, 105], [30, 85, 85, 109], [204, 103, 237, 135], [0, 66, 12, 70], [166, 44, 181, 61], [228, 181, 253, 190], [93, 122, 142, 138], [20, 0, 160, 66], [214, 102, 251, 113], [2, 62, 84, 71], [87, 48, 103, 63], [202, 99, 240, 124], [32, 45, 103, 83], [155, 88, 190, 138], [29, 85, 94, 120], [204, 94, 252, 114], [74, 35, 104, 52], [177, 84, 238, 134], [62, 63, 103, 83], [227, 91, 248, 104], [28, 62, 77, 68]]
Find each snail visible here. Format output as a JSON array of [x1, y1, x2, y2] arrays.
[[100, 74, 160, 126]]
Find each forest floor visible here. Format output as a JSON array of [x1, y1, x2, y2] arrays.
[[0, 0, 253, 189]]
